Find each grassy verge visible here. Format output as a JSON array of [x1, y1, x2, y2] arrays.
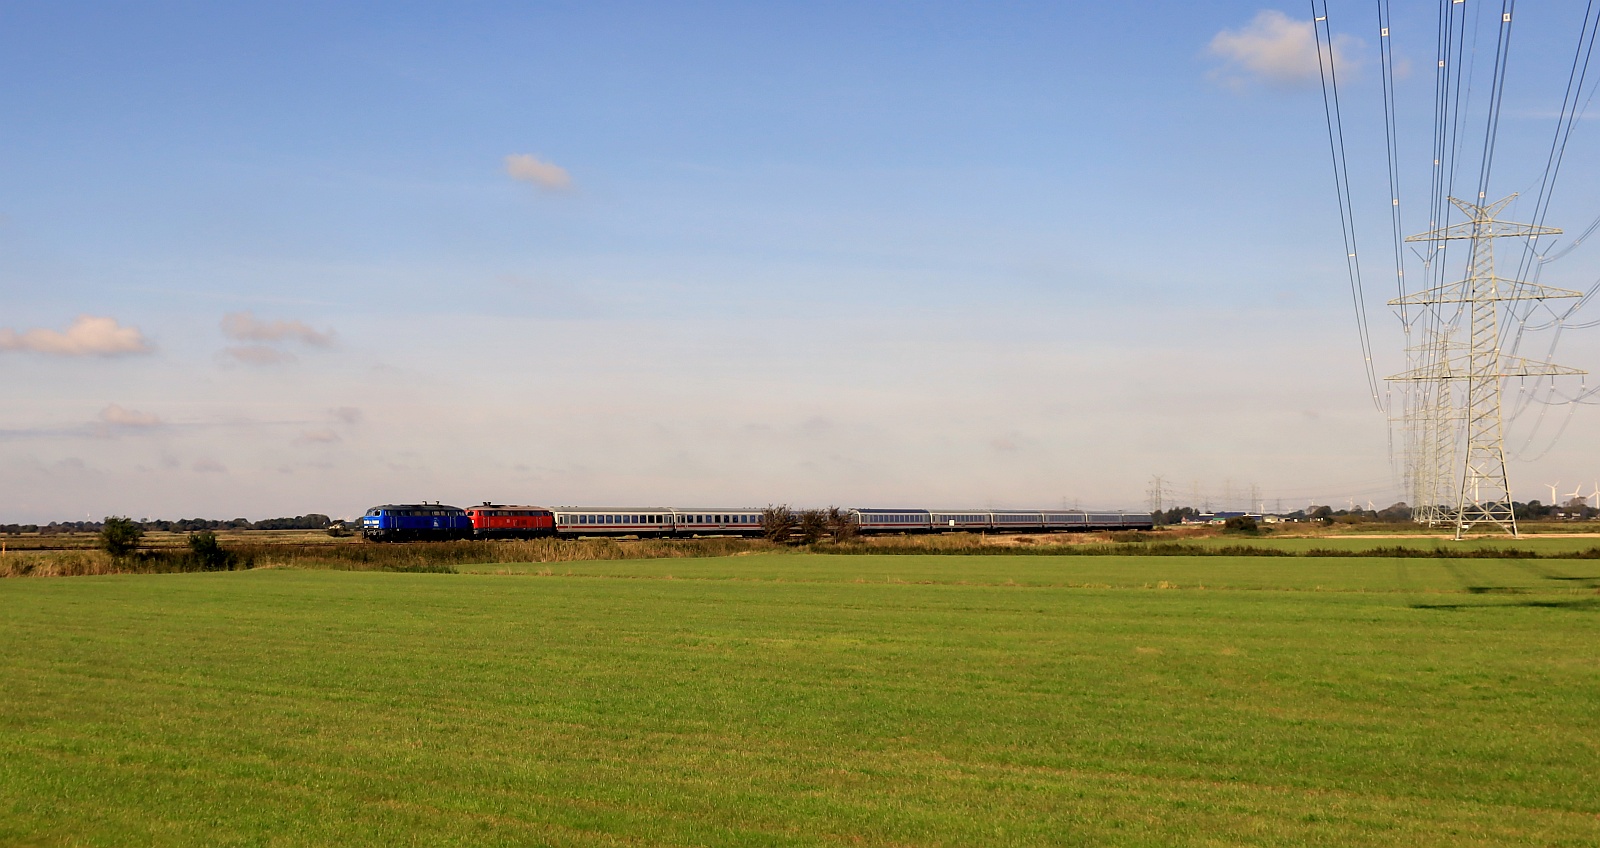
[[0, 536, 781, 577], [17, 531, 1600, 578], [1, 557, 1596, 845]]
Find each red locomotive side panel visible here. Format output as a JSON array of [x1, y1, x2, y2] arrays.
[[467, 505, 556, 537]]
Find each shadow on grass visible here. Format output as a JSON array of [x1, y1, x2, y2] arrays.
[[1505, 559, 1600, 587], [1411, 597, 1600, 611]]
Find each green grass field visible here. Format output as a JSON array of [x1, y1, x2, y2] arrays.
[[3, 554, 1598, 846]]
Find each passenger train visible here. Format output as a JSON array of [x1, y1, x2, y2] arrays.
[[360, 502, 1152, 541]]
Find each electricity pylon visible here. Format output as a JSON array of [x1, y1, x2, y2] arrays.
[[1386, 195, 1584, 539], [1392, 332, 1464, 527]]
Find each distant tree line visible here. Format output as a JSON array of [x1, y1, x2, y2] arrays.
[[1155, 499, 1597, 526], [1153, 503, 1417, 526], [0, 514, 332, 535]]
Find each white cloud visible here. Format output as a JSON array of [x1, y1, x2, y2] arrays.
[[1207, 10, 1360, 88], [296, 428, 342, 444], [221, 312, 334, 346], [0, 315, 153, 357], [98, 405, 163, 427], [223, 345, 298, 366], [505, 153, 573, 192]]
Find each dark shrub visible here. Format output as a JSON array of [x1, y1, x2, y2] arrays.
[[825, 506, 859, 543], [187, 531, 237, 571], [761, 505, 797, 542], [1223, 515, 1259, 535], [100, 516, 144, 557], [797, 509, 827, 544]]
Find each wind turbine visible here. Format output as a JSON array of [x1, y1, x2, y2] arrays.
[[1547, 481, 1562, 505], [1587, 482, 1600, 510], [1566, 484, 1585, 507]]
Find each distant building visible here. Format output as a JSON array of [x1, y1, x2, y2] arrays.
[[1182, 511, 1263, 525]]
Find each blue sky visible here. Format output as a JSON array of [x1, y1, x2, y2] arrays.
[[3, 2, 1598, 522]]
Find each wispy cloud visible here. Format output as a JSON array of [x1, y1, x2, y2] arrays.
[[221, 311, 334, 346], [192, 458, 227, 473], [296, 428, 341, 445], [222, 345, 297, 366], [99, 405, 163, 427], [505, 153, 573, 192], [331, 407, 363, 424], [1207, 10, 1360, 89], [0, 315, 153, 357]]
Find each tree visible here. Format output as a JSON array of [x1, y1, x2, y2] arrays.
[[100, 516, 144, 557], [761, 505, 797, 542], [797, 509, 827, 544], [187, 531, 236, 571], [1222, 515, 1258, 534], [1376, 502, 1412, 523], [825, 506, 859, 543], [1159, 506, 1198, 526]]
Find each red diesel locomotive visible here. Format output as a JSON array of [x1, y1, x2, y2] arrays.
[[464, 504, 556, 538]]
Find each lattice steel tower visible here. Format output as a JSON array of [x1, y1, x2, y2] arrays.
[[1386, 195, 1584, 539]]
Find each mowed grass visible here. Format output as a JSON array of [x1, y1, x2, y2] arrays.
[[2, 556, 1598, 846], [1174, 533, 1600, 555]]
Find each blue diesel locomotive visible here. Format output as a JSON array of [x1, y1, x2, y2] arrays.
[[360, 504, 474, 540]]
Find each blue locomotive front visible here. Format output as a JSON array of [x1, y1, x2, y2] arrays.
[[361, 504, 473, 540]]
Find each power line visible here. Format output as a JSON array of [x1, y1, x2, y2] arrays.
[[1311, 0, 1385, 411]]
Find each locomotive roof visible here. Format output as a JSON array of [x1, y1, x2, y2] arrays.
[[467, 504, 552, 511], [553, 502, 758, 508], [371, 503, 465, 510]]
